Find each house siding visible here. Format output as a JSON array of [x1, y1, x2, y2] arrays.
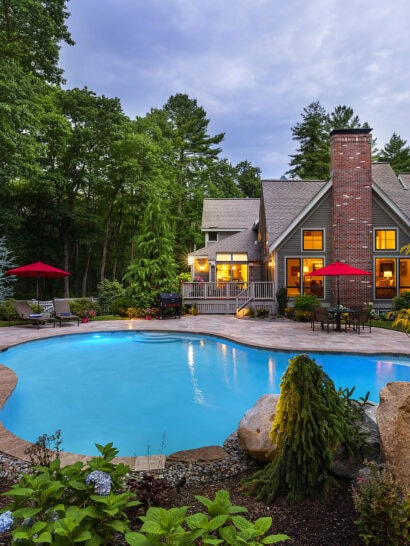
[[276, 193, 333, 299]]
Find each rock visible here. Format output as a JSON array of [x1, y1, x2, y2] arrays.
[[167, 445, 228, 463], [237, 394, 279, 461], [330, 404, 381, 479], [377, 381, 410, 493]]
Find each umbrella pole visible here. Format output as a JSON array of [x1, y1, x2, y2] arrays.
[[36, 277, 40, 312], [337, 276, 340, 307]]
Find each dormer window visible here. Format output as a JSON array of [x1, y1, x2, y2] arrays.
[[208, 232, 218, 242]]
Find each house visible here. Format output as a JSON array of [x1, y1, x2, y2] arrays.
[[185, 129, 410, 314]]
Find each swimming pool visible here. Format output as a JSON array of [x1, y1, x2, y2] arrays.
[[1, 331, 409, 457]]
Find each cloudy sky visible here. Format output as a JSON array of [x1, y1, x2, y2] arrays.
[[59, 0, 410, 178]]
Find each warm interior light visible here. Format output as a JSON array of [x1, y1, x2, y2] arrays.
[[303, 265, 309, 273], [187, 256, 194, 265], [383, 270, 393, 278]]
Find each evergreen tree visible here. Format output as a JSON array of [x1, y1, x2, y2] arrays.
[[378, 133, 410, 174], [287, 102, 368, 180], [287, 101, 330, 179], [247, 354, 358, 504], [123, 195, 177, 304], [0, 235, 15, 302]]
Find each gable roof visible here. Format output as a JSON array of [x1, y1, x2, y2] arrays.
[[201, 198, 260, 231], [191, 228, 263, 261], [371, 163, 410, 224], [261, 179, 330, 251]]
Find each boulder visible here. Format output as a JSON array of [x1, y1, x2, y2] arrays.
[[330, 404, 381, 479], [377, 381, 410, 493], [237, 394, 279, 461]]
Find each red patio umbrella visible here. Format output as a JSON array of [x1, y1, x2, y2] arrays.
[[305, 260, 371, 307], [6, 261, 70, 311]]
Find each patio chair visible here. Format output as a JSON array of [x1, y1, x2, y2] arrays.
[[53, 299, 80, 326], [13, 300, 55, 329], [312, 307, 337, 333], [351, 307, 372, 334]]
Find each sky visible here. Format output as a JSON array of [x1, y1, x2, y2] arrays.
[[59, 0, 410, 179]]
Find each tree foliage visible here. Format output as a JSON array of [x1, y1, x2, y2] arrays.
[[287, 102, 369, 179], [246, 354, 362, 504], [0, 235, 15, 302], [378, 132, 410, 174]]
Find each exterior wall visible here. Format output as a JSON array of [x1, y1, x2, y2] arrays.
[[331, 130, 373, 306], [276, 194, 333, 301]]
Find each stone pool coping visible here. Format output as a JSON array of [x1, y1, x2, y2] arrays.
[[0, 315, 408, 467]]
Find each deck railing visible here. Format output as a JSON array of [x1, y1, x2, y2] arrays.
[[182, 281, 274, 300]]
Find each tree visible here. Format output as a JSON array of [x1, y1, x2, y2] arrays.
[[378, 133, 410, 174], [0, 0, 74, 85], [287, 102, 368, 180], [287, 101, 330, 179], [235, 160, 261, 197], [123, 195, 177, 305], [0, 235, 15, 302], [246, 354, 360, 504]]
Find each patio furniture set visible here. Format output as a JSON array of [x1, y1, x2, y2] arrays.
[[11, 299, 80, 329], [311, 305, 372, 334]]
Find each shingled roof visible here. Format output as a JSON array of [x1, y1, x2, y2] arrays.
[[261, 179, 330, 249], [372, 163, 410, 223], [201, 198, 260, 231], [190, 228, 263, 261]]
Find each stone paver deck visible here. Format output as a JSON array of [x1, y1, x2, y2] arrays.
[[0, 316, 408, 467]]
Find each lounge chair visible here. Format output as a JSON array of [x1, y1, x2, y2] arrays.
[[13, 300, 55, 329], [53, 299, 80, 326]]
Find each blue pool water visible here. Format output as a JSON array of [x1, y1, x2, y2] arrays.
[[0, 331, 409, 457]]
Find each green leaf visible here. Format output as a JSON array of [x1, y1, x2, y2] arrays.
[[254, 517, 273, 535], [262, 534, 291, 543], [231, 515, 253, 532], [73, 530, 93, 542], [33, 531, 53, 543], [186, 512, 209, 529], [125, 532, 155, 546]]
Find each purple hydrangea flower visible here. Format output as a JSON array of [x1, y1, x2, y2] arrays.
[[86, 470, 111, 495], [0, 511, 13, 533]]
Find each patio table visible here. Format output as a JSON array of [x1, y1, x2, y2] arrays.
[[328, 307, 355, 332]]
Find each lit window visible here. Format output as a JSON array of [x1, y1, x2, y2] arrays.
[[375, 230, 396, 250], [303, 230, 323, 251]]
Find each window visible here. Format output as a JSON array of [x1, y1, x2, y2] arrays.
[[399, 259, 410, 294], [375, 258, 396, 299], [375, 229, 397, 250], [286, 257, 324, 298], [216, 253, 248, 286], [303, 230, 323, 251], [208, 232, 217, 242]]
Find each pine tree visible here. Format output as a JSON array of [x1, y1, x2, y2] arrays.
[[123, 195, 177, 305], [378, 133, 410, 174], [247, 354, 356, 504], [287, 101, 330, 179], [0, 236, 16, 302]]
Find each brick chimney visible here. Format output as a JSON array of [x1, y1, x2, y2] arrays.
[[330, 129, 373, 305]]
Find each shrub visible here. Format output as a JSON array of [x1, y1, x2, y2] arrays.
[[245, 354, 367, 504], [276, 287, 288, 316], [97, 279, 125, 314], [294, 309, 311, 322], [293, 293, 320, 311], [70, 297, 99, 318], [0, 443, 140, 544], [352, 461, 410, 545], [0, 299, 16, 320], [392, 291, 410, 311], [256, 306, 269, 318], [391, 308, 410, 334], [111, 296, 139, 317]]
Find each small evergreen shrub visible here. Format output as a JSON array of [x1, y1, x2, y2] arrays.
[[256, 306, 269, 318], [293, 309, 311, 322], [97, 279, 125, 314], [352, 461, 410, 545], [0, 299, 16, 320], [245, 354, 367, 504], [276, 287, 288, 316]]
